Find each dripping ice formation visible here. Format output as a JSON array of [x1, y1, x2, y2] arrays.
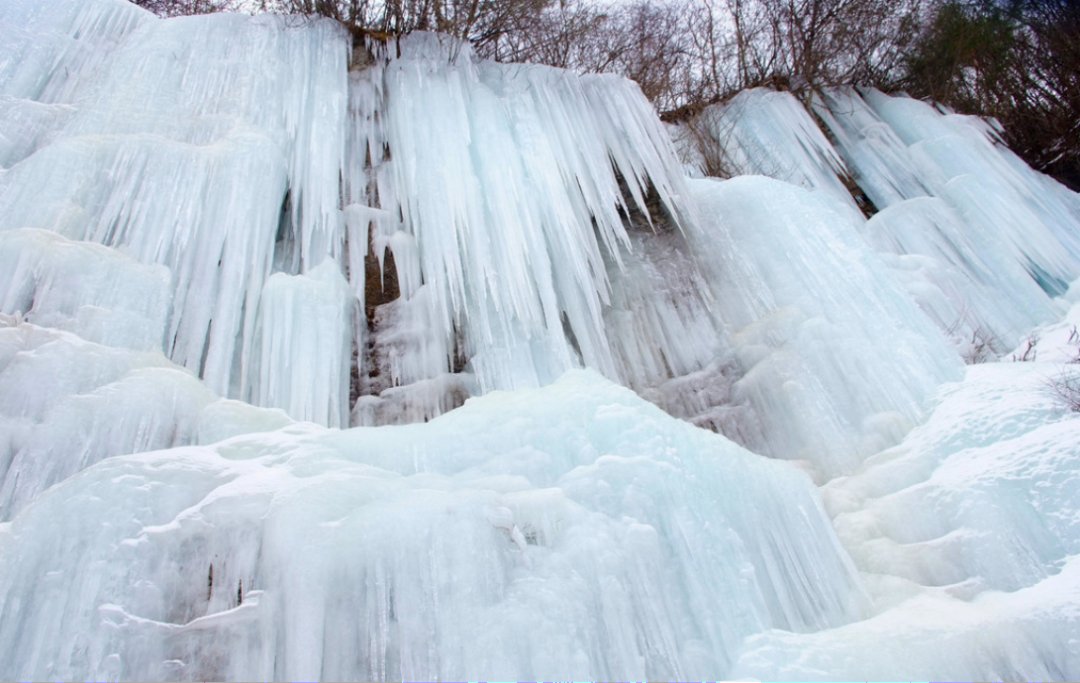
[[0, 371, 865, 680], [1, 0, 1080, 679]]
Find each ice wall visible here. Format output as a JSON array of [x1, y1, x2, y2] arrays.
[[813, 87, 1080, 352], [686, 176, 960, 476], [3, 0, 1080, 679], [680, 87, 1080, 363], [3, 0, 1074, 477], [0, 0, 719, 435], [0, 1, 349, 414], [0, 371, 865, 680]]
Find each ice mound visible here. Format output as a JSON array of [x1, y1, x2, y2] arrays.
[[687, 175, 962, 476], [0, 228, 171, 351], [731, 555, 1080, 680], [829, 360, 1080, 593], [0, 370, 864, 680], [0, 320, 290, 521], [732, 321, 1080, 678]]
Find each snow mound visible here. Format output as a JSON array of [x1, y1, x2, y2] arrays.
[[733, 348, 1080, 679]]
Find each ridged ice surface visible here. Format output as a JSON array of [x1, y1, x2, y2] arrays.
[[679, 88, 1080, 359], [0, 319, 290, 522], [814, 87, 1080, 352], [3, 0, 1080, 679], [0, 370, 864, 680], [687, 176, 961, 476], [732, 303, 1080, 679]]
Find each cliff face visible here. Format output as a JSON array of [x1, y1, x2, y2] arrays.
[[2, 1, 1080, 679]]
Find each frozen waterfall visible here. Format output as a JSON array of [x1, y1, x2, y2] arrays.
[[2, 0, 1080, 679]]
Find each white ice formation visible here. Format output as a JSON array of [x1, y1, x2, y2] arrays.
[[2, 0, 1080, 678]]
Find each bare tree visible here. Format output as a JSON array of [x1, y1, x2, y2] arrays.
[[903, 0, 1080, 188], [265, 0, 551, 50], [131, 0, 241, 16]]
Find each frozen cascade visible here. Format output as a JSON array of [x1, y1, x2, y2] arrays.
[[0, 371, 865, 680], [672, 88, 862, 216], [0, 319, 290, 522], [864, 197, 1058, 358], [687, 176, 961, 476], [350, 51, 964, 474], [678, 87, 1080, 359], [251, 262, 354, 429], [0, 0, 722, 431], [860, 89, 1080, 293], [0, 0, 148, 106], [0, 1, 350, 408], [3, 0, 1080, 678], [813, 87, 1080, 352], [351, 34, 701, 399], [0, 0, 991, 476]]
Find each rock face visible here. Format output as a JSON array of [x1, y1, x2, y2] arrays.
[[2, 0, 1080, 679]]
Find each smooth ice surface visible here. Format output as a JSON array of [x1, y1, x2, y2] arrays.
[[0, 371, 864, 680]]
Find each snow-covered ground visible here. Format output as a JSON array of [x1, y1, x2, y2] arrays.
[[732, 302, 1080, 680], [2, 0, 1080, 679]]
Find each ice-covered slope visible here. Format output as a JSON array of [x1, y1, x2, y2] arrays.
[[685, 176, 958, 476], [0, 0, 972, 479], [731, 304, 1080, 680], [0, 370, 865, 680], [3, 0, 1080, 678], [677, 87, 1080, 364]]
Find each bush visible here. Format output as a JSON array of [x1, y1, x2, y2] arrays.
[[1048, 371, 1080, 413]]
